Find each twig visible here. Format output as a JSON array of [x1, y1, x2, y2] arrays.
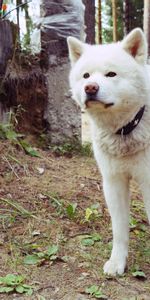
[[114, 277, 146, 293], [2, 155, 20, 179], [1, 0, 32, 19], [0, 197, 38, 219], [35, 284, 55, 293]]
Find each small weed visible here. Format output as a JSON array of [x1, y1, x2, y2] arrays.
[[129, 217, 138, 229], [0, 197, 37, 219], [50, 141, 92, 157], [0, 123, 24, 141], [19, 139, 41, 157], [85, 285, 107, 299], [80, 142, 92, 156], [0, 274, 33, 296], [85, 204, 100, 222], [24, 244, 59, 265], [66, 203, 77, 219], [0, 110, 40, 157], [81, 233, 101, 247], [45, 193, 65, 216], [46, 194, 79, 218], [132, 270, 147, 279], [131, 265, 147, 280]]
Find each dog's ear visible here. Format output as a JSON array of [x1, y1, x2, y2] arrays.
[[67, 37, 86, 65], [121, 28, 147, 64]]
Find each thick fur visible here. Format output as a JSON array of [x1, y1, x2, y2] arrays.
[[67, 28, 150, 275]]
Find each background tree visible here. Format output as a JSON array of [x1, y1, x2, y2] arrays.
[[102, 0, 143, 43], [123, 0, 143, 35], [97, 0, 102, 44], [144, 0, 150, 57], [112, 0, 117, 41], [102, 0, 123, 43], [123, 0, 131, 34], [0, 0, 3, 10], [83, 0, 95, 43]]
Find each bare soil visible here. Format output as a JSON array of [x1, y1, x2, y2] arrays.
[[0, 140, 150, 300]]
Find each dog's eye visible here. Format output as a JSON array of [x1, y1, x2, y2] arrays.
[[83, 72, 90, 79], [105, 72, 117, 77]]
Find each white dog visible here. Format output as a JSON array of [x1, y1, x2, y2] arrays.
[[67, 28, 150, 275]]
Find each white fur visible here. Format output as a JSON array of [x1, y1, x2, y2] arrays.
[[67, 28, 150, 275]]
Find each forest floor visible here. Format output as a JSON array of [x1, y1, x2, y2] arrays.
[[0, 135, 150, 300]]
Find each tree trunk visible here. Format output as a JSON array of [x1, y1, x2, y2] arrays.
[[41, 0, 85, 144], [112, 0, 117, 41], [0, 20, 13, 121], [123, 0, 132, 35], [144, 0, 150, 57], [97, 0, 102, 44], [0, 20, 13, 78], [0, 0, 3, 10], [83, 0, 95, 44]]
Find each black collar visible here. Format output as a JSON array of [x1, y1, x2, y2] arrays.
[[116, 105, 145, 136]]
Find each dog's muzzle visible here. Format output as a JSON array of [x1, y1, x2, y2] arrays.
[[84, 82, 114, 108], [84, 82, 99, 100]]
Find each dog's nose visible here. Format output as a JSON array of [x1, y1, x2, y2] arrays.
[[84, 82, 99, 95]]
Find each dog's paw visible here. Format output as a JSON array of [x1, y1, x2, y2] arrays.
[[103, 258, 126, 276]]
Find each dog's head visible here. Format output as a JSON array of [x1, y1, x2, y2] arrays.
[[67, 29, 149, 114]]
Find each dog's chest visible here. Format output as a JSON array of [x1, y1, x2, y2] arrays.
[[91, 124, 150, 158]]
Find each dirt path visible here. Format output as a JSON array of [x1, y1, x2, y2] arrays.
[[0, 140, 150, 299]]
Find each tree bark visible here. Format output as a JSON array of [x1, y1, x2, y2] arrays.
[[97, 0, 102, 44], [144, 0, 150, 57], [41, 0, 84, 144], [83, 0, 95, 44], [123, 0, 132, 35], [0, 0, 3, 10], [0, 20, 13, 78], [112, 0, 117, 41]]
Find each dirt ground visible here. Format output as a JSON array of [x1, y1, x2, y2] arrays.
[[0, 138, 150, 300]]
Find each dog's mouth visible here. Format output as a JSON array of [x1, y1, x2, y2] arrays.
[[85, 99, 114, 109]]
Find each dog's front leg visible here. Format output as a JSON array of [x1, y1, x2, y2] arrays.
[[103, 175, 130, 275]]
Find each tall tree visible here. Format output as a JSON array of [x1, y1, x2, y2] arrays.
[[83, 0, 95, 44], [123, 0, 143, 35], [123, 0, 131, 34], [103, 0, 143, 43], [144, 0, 150, 57], [0, 0, 3, 11], [112, 0, 117, 41], [41, 0, 83, 143], [97, 0, 102, 44]]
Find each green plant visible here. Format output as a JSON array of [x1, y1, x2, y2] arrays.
[[45, 194, 65, 216], [50, 141, 92, 157], [85, 285, 107, 299], [80, 142, 92, 156], [19, 139, 41, 157], [85, 204, 100, 222], [129, 217, 138, 229], [0, 197, 37, 219], [0, 110, 40, 157], [132, 270, 146, 279], [131, 265, 147, 279], [24, 244, 59, 265], [0, 274, 33, 295], [81, 233, 101, 247], [66, 203, 77, 219]]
